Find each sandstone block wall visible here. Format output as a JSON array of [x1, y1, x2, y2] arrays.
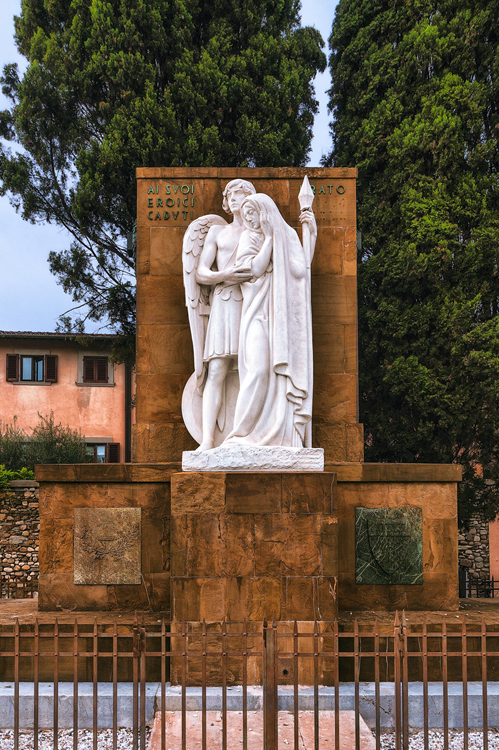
[[35, 464, 174, 611], [170, 471, 338, 623], [31, 463, 468, 614], [134, 167, 362, 464]]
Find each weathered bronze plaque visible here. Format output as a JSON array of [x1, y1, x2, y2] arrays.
[[355, 507, 423, 585], [74, 508, 141, 585]]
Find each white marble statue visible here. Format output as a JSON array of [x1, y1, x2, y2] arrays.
[[181, 177, 324, 471]]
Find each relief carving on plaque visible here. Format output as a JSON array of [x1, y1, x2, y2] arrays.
[[355, 507, 423, 585], [74, 508, 141, 585]]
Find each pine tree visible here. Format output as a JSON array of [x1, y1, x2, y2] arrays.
[[325, 0, 499, 519], [0, 0, 325, 333]]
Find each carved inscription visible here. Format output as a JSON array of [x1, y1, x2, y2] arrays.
[[74, 508, 141, 585], [147, 183, 196, 222], [143, 181, 348, 222]]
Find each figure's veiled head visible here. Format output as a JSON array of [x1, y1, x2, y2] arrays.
[[241, 193, 280, 231], [222, 179, 256, 214]]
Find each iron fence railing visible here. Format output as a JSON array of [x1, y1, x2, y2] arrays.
[[0, 612, 498, 749], [1, 577, 37, 599], [466, 576, 499, 598]]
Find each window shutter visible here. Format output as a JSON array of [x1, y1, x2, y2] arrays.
[[107, 443, 120, 463], [96, 357, 108, 383], [44, 355, 58, 383], [6, 354, 19, 381], [83, 356, 94, 383]]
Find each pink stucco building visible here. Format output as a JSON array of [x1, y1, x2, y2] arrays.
[[0, 332, 133, 462]]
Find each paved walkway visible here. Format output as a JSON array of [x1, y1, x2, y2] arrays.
[[147, 709, 375, 749]]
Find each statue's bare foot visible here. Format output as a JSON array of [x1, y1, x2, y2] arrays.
[[193, 441, 215, 453]]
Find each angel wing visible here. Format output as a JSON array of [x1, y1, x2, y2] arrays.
[[183, 214, 228, 391]]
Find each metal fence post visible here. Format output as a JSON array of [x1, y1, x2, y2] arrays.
[[263, 613, 278, 750], [394, 611, 402, 750]]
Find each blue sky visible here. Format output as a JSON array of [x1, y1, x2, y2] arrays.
[[0, 0, 338, 332]]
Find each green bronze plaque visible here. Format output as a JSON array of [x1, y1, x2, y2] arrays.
[[355, 507, 423, 585]]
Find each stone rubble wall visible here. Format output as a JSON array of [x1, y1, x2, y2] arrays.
[[0, 482, 39, 591], [458, 512, 490, 580]]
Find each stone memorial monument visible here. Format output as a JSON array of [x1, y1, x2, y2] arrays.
[[35, 168, 462, 626]]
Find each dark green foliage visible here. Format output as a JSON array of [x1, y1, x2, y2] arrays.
[[29, 412, 91, 466], [0, 413, 91, 471], [0, 465, 34, 490], [0, 0, 325, 332], [325, 0, 499, 520], [0, 419, 27, 472]]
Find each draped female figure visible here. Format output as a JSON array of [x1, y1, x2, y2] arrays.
[[224, 193, 315, 447]]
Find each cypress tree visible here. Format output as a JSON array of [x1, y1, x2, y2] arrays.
[[325, 0, 499, 519]]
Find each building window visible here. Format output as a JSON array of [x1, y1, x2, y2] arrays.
[[6, 354, 58, 383], [86, 443, 120, 463], [76, 352, 114, 387], [21, 355, 44, 382], [83, 356, 109, 384]]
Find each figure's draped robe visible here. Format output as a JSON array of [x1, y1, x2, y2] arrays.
[[203, 243, 243, 363], [226, 198, 313, 447]]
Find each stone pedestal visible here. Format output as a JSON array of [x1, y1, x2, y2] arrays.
[[36, 462, 460, 616], [170, 471, 338, 623], [169, 470, 338, 686]]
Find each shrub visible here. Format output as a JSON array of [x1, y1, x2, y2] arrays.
[[29, 413, 91, 466], [0, 413, 91, 472], [0, 419, 28, 472]]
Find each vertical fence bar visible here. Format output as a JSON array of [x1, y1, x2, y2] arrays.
[[243, 619, 248, 750], [314, 620, 319, 750], [442, 618, 448, 750], [54, 618, 59, 750], [402, 613, 409, 750], [140, 618, 147, 750], [334, 619, 340, 750], [422, 616, 428, 750], [181, 621, 187, 750], [113, 620, 118, 750], [354, 619, 360, 750], [293, 620, 299, 750], [462, 619, 468, 750], [222, 619, 227, 750], [92, 619, 98, 750], [374, 618, 380, 750], [161, 619, 166, 750], [14, 618, 19, 750], [482, 617, 488, 750], [202, 619, 207, 750], [263, 614, 278, 750], [34, 618, 39, 750], [133, 614, 139, 750], [394, 612, 402, 750], [10, 614, 497, 750], [73, 619, 79, 750]]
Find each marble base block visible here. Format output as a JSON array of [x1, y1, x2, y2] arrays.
[[182, 445, 325, 472]]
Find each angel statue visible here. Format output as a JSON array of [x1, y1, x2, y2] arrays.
[[182, 177, 318, 459]]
